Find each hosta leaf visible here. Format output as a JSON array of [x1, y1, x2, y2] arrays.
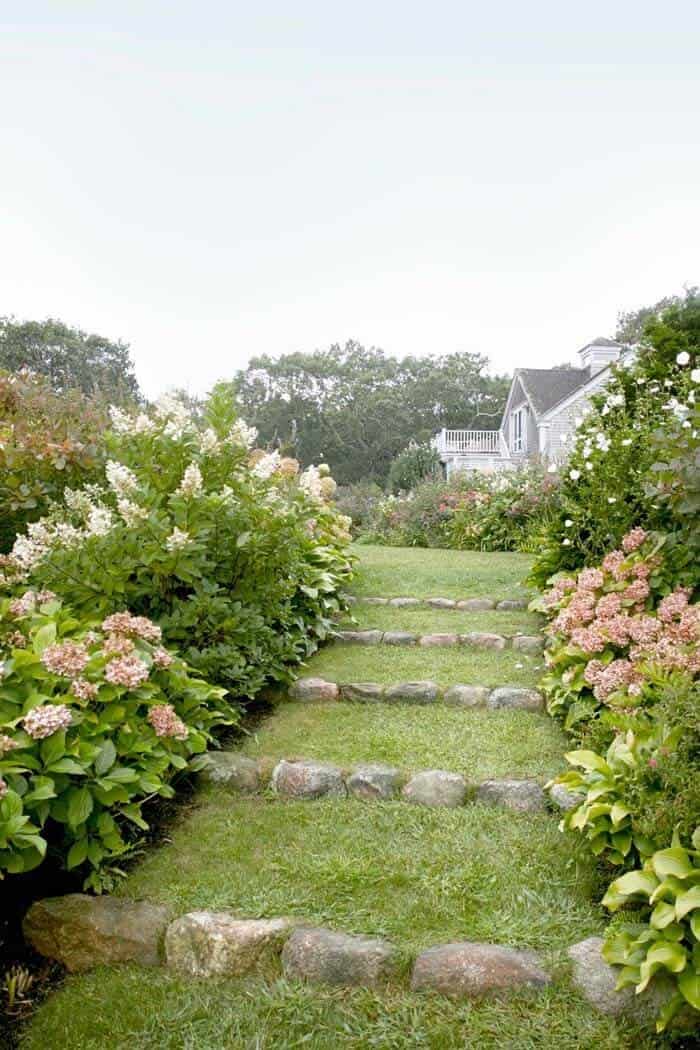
[[610, 802, 631, 827], [678, 968, 700, 1010], [652, 848, 695, 880], [675, 885, 700, 920], [603, 870, 659, 909], [650, 901, 677, 929], [565, 750, 611, 774]]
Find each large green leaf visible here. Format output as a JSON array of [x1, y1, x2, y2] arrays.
[[675, 885, 700, 920], [652, 848, 695, 880], [565, 750, 611, 774], [66, 786, 93, 828]]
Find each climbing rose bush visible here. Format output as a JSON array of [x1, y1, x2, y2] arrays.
[[1, 391, 353, 697], [0, 594, 232, 890]]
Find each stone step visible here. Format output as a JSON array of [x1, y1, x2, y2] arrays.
[[344, 595, 532, 611], [199, 752, 553, 812], [289, 677, 545, 711], [333, 629, 544, 652]]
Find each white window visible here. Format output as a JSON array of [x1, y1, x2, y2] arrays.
[[512, 407, 525, 453]]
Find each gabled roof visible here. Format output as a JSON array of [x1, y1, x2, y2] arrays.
[[515, 368, 590, 417]]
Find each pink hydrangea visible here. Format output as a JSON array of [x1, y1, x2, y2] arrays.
[[601, 550, 629, 580], [101, 612, 162, 643], [7, 630, 27, 649], [104, 654, 150, 689], [583, 659, 606, 685], [103, 633, 135, 657], [41, 641, 89, 677], [627, 615, 662, 645], [591, 659, 643, 701], [596, 593, 622, 619], [601, 614, 632, 647], [71, 678, 99, 700], [23, 704, 73, 740], [622, 579, 650, 604], [152, 647, 174, 669], [571, 625, 607, 654], [147, 703, 188, 740], [578, 568, 605, 591], [0, 777, 7, 799], [621, 527, 648, 553], [0, 734, 19, 755], [657, 588, 692, 623]]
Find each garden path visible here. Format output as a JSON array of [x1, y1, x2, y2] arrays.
[[22, 547, 662, 1050]]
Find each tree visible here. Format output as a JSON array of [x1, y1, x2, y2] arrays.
[[0, 317, 140, 403], [615, 287, 698, 345], [233, 340, 509, 485]]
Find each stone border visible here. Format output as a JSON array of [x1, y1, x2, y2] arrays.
[[333, 629, 544, 652], [199, 752, 554, 812], [23, 898, 668, 1022], [289, 678, 545, 711], [344, 595, 532, 611]]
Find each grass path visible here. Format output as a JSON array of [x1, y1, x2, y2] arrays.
[[21, 547, 660, 1050]]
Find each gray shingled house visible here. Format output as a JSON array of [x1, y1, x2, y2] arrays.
[[434, 337, 628, 475]]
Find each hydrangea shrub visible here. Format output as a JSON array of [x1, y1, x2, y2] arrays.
[[0, 594, 232, 890]]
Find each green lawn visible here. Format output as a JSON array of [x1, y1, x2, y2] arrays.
[[304, 643, 542, 688], [338, 605, 542, 636], [349, 544, 534, 600], [241, 702, 565, 780], [21, 968, 658, 1050]]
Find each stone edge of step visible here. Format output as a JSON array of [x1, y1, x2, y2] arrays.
[[343, 595, 533, 611], [333, 629, 544, 651], [289, 677, 545, 710], [23, 900, 662, 1022]]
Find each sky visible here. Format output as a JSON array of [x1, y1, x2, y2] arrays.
[[2, 2, 699, 399]]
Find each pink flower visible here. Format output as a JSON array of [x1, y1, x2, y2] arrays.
[[7, 630, 27, 649], [0, 777, 7, 799], [41, 641, 89, 677], [621, 527, 648, 553], [103, 633, 135, 657], [627, 615, 661, 645], [71, 678, 99, 700], [23, 704, 73, 740], [596, 593, 622, 619], [152, 647, 174, 669], [657, 588, 692, 623], [147, 703, 188, 740], [101, 612, 162, 643], [622, 579, 650, 603], [0, 734, 19, 755], [578, 568, 605, 591], [601, 614, 632, 647], [104, 654, 149, 689], [571, 625, 607, 654]]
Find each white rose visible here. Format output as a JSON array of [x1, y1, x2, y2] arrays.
[[676, 351, 690, 365], [569, 469, 581, 481]]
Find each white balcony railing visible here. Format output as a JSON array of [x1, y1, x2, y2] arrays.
[[435, 429, 503, 455]]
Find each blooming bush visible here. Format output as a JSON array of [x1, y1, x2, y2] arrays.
[[0, 594, 232, 890], [533, 531, 698, 733], [359, 466, 560, 552], [1, 392, 353, 697], [0, 369, 107, 553], [530, 291, 699, 589]]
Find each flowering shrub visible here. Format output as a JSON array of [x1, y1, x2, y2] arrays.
[[533, 531, 698, 733], [0, 594, 232, 890], [530, 291, 699, 589], [0, 369, 107, 553], [359, 467, 560, 552], [1, 392, 353, 697]]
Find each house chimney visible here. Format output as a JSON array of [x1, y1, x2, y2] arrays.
[[578, 337, 623, 376]]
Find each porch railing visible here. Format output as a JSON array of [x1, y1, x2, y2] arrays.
[[435, 429, 503, 455]]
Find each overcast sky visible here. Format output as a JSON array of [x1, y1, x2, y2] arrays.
[[2, 2, 699, 398]]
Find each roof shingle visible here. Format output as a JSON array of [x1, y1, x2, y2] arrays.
[[516, 368, 590, 416]]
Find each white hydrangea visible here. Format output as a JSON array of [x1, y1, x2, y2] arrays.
[[176, 463, 203, 497], [299, 465, 324, 500], [117, 499, 149, 527], [86, 505, 114, 536], [199, 427, 219, 453], [165, 527, 191, 551], [106, 460, 138, 497], [228, 420, 258, 449], [252, 451, 280, 479]]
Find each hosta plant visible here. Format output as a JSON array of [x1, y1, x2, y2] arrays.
[[602, 829, 700, 1031], [0, 592, 233, 890]]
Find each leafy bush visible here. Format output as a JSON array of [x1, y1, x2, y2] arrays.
[[334, 480, 384, 536], [0, 370, 107, 553], [529, 290, 699, 589], [1, 393, 353, 697], [602, 830, 700, 1031], [386, 442, 441, 494], [0, 593, 232, 890], [361, 467, 561, 552]]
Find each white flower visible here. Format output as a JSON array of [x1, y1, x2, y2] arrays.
[[607, 497, 617, 504], [564, 519, 573, 527], [682, 420, 692, 428], [117, 498, 148, 526], [560, 434, 568, 444], [165, 527, 191, 552], [621, 438, 632, 446], [636, 378, 646, 385], [569, 469, 581, 481], [86, 505, 114, 536], [691, 368, 700, 383], [664, 379, 673, 388], [562, 538, 571, 546], [228, 420, 258, 449], [586, 462, 593, 470], [609, 393, 625, 407], [676, 351, 690, 365], [176, 463, 203, 497], [252, 451, 280, 479], [109, 406, 133, 434], [574, 416, 583, 427], [106, 460, 138, 497], [199, 428, 219, 453], [299, 465, 324, 500], [547, 463, 557, 474]]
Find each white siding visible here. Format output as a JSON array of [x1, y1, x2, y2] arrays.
[[541, 370, 611, 461]]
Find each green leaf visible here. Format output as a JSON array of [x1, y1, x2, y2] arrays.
[[40, 731, 66, 767], [235, 531, 250, 548], [32, 622, 57, 654], [66, 786, 93, 828], [47, 757, 87, 775], [565, 750, 610, 774], [94, 740, 117, 776], [678, 968, 700, 1010], [675, 885, 700, 920], [610, 802, 631, 827], [638, 942, 688, 992], [652, 848, 695, 880], [66, 837, 89, 869], [603, 870, 659, 910], [650, 900, 677, 929]]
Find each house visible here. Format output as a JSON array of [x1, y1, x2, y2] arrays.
[[434, 337, 629, 476]]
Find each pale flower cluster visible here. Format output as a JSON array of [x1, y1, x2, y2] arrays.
[[147, 702, 188, 740], [106, 460, 138, 498], [227, 419, 258, 449], [104, 653, 150, 689], [41, 641, 90, 677], [165, 527, 192, 552], [176, 463, 203, 497], [101, 612, 162, 642], [299, 465, 324, 500], [23, 704, 73, 740], [252, 450, 281, 479]]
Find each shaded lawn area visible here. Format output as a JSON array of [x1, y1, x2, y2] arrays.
[[21, 967, 660, 1050], [350, 545, 534, 600], [338, 605, 543, 636], [241, 701, 566, 781], [304, 643, 542, 688]]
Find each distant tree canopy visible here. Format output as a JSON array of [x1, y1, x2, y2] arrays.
[[0, 317, 141, 403], [615, 287, 699, 345], [234, 341, 509, 485]]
